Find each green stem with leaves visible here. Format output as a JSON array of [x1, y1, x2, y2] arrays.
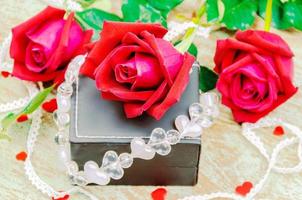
[[0, 84, 54, 141], [264, 0, 273, 32], [175, 2, 206, 53]]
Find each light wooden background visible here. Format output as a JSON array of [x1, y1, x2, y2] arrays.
[[0, 0, 302, 200]]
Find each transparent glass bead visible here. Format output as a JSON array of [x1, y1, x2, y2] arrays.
[[166, 130, 181, 145], [57, 94, 71, 112], [175, 115, 190, 133], [58, 83, 73, 97], [200, 92, 219, 108], [54, 134, 67, 145], [150, 128, 166, 144], [130, 138, 155, 160], [69, 172, 88, 186], [84, 161, 110, 185], [180, 121, 203, 138], [58, 145, 70, 164], [203, 106, 219, 118], [118, 153, 133, 169], [66, 161, 79, 174], [65, 70, 77, 84], [101, 151, 124, 180], [195, 115, 214, 128], [189, 103, 204, 120], [103, 163, 124, 180], [102, 151, 119, 168], [53, 111, 70, 127], [150, 142, 171, 156]]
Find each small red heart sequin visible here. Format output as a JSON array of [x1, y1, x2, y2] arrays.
[[42, 98, 58, 113], [16, 151, 27, 161], [1, 71, 10, 78], [17, 114, 29, 122], [151, 188, 167, 200], [235, 181, 253, 196], [273, 126, 284, 136], [52, 194, 69, 200]]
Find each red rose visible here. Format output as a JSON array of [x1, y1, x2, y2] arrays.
[[10, 6, 92, 82], [81, 22, 195, 120], [214, 30, 297, 123]]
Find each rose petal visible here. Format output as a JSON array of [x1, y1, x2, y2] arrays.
[[214, 38, 267, 74], [95, 45, 150, 94], [121, 32, 155, 53], [147, 53, 194, 120], [12, 60, 62, 82], [231, 85, 297, 123], [10, 6, 65, 62], [81, 21, 167, 79], [114, 57, 137, 84], [25, 43, 48, 72], [131, 53, 163, 90], [140, 31, 184, 87], [274, 55, 297, 96], [124, 81, 167, 118], [251, 53, 282, 91], [45, 12, 81, 72], [236, 30, 294, 57], [26, 19, 65, 60]]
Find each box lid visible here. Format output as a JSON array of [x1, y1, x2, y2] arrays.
[[69, 67, 200, 144]]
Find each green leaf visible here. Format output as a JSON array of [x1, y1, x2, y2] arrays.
[[258, 0, 302, 31], [206, 0, 220, 22], [188, 43, 198, 57], [76, 0, 96, 8], [284, 1, 302, 30], [147, 0, 183, 11], [221, 0, 258, 30], [1, 112, 16, 132], [199, 66, 218, 92], [174, 41, 198, 57], [76, 8, 122, 30], [122, 0, 167, 27], [258, 0, 291, 30], [23, 85, 54, 115]]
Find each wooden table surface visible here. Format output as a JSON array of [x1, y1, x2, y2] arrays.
[[0, 0, 301, 199]]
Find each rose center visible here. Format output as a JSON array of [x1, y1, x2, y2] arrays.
[[31, 47, 46, 66], [115, 64, 137, 84]]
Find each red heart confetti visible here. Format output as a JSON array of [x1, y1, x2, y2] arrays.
[[273, 126, 285, 136], [17, 114, 29, 123], [52, 193, 69, 200], [42, 98, 58, 113], [235, 181, 253, 196], [16, 151, 27, 161], [1, 71, 10, 78], [151, 188, 167, 200]]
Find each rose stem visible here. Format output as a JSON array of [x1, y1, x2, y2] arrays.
[[264, 0, 273, 32], [175, 2, 206, 53]]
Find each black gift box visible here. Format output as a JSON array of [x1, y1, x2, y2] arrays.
[[69, 67, 200, 185]]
